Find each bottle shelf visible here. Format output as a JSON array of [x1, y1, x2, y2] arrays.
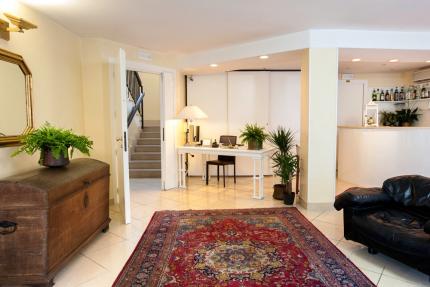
[[373, 98, 430, 105]]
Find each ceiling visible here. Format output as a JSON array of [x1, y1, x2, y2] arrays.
[[20, 0, 430, 53], [185, 49, 430, 75]]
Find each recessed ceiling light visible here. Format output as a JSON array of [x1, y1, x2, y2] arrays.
[[209, 63, 218, 68], [389, 59, 399, 63], [351, 58, 361, 62], [259, 55, 269, 59]]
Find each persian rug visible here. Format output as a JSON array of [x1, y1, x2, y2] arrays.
[[113, 208, 374, 287]]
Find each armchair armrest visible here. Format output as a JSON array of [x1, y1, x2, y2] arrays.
[[425, 220, 430, 234], [334, 187, 391, 211]]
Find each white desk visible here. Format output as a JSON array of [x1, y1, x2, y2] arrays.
[[177, 145, 275, 199]]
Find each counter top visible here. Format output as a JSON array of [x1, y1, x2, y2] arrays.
[[338, 125, 430, 130]]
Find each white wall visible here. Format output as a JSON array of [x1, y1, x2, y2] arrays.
[[187, 73, 228, 176], [139, 72, 161, 122], [187, 71, 301, 176], [0, 2, 84, 178], [354, 71, 413, 88]]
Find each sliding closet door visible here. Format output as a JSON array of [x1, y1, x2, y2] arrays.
[[228, 71, 270, 175], [269, 71, 301, 143], [187, 73, 228, 176]]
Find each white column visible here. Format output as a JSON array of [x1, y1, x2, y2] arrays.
[[299, 48, 339, 210]]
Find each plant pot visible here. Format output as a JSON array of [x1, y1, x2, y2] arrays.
[[273, 184, 286, 200], [247, 140, 262, 150], [400, 122, 411, 127], [40, 149, 69, 167], [283, 191, 295, 205]]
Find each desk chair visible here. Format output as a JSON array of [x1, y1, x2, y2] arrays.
[[206, 135, 237, 187]]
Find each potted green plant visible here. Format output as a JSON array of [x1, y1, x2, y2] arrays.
[[395, 108, 419, 127], [381, 111, 398, 126], [12, 123, 93, 167], [239, 123, 267, 150], [268, 127, 298, 204]]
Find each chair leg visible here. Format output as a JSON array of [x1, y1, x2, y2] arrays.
[[217, 166, 220, 181], [223, 165, 226, 188], [234, 164, 236, 184], [206, 163, 209, 185]]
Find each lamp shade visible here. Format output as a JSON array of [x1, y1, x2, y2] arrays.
[[177, 105, 208, 120]]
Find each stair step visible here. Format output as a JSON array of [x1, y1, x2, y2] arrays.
[[140, 132, 160, 139], [129, 160, 161, 169], [130, 152, 161, 160], [135, 145, 161, 152], [137, 138, 160, 145], [143, 126, 160, 132], [129, 169, 161, 178]]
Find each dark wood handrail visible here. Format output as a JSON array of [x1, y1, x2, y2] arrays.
[[127, 91, 144, 127], [126, 70, 144, 129]]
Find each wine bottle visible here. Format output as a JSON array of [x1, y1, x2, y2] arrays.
[[385, 90, 390, 101], [394, 87, 399, 101], [400, 87, 405, 100], [379, 89, 385, 101], [372, 89, 377, 101]]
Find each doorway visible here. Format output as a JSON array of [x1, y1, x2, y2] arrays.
[[128, 72, 162, 182], [110, 50, 178, 224]]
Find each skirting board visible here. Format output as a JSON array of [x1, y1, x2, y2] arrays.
[[297, 196, 334, 211]]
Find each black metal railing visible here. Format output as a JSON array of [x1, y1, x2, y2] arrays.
[[126, 70, 144, 128]]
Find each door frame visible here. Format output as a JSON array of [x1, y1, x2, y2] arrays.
[[126, 60, 178, 190]]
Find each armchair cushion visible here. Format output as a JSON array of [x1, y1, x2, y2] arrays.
[[383, 175, 430, 208], [334, 187, 391, 211]]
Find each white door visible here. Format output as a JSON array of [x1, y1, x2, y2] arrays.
[[160, 72, 178, 189], [338, 80, 366, 126], [112, 48, 131, 224], [227, 71, 270, 175], [269, 71, 301, 143]]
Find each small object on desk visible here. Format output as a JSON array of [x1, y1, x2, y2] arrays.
[[202, 139, 211, 146], [212, 140, 219, 148]]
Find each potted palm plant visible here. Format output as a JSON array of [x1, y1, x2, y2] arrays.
[[239, 123, 267, 150], [268, 127, 298, 204], [395, 108, 419, 127], [12, 123, 93, 167]]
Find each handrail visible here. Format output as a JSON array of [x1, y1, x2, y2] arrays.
[[126, 70, 144, 129], [127, 91, 144, 127]]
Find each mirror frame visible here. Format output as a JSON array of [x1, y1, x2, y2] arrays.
[[0, 48, 33, 147]]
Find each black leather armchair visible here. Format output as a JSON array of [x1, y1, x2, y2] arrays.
[[334, 175, 430, 276]]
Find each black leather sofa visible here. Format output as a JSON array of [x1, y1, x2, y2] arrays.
[[334, 175, 430, 276]]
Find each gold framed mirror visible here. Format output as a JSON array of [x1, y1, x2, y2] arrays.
[[0, 48, 33, 147]]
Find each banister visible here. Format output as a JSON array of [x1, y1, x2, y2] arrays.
[[126, 70, 145, 129]]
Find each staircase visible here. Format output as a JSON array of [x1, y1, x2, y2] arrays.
[[129, 126, 161, 178]]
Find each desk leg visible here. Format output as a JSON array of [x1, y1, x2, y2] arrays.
[[178, 153, 187, 188], [252, 158, 264, 199], [201, 154, 206, 181], [259, 158, 264, 199], [252, 159, 257, 198]]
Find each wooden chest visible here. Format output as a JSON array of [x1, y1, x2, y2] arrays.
[[0, 158, 110, 286]]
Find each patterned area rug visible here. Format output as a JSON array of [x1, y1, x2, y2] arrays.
[[113, 208, 374, 287]]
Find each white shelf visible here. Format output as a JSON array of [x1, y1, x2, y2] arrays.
[[373, 98, 430, 104]]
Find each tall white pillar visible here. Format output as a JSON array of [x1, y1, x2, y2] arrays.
[[299, 48, 339, 210]]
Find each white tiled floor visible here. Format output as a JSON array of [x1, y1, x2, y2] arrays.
[[54, 177, 429, 287]]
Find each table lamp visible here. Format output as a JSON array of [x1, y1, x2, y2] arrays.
[[177, 105, 208, 144]]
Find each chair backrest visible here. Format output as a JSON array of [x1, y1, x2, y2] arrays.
[[219, 135, 237, 162], [220, 135, 237, 145]]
